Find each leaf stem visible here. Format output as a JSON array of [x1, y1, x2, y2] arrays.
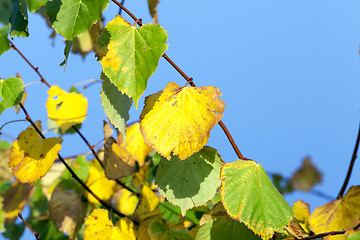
[[337, 123, 360, 199], [18, 212, 39, 240], [110, 0, 245, 160], [18, 103, 132, 221]]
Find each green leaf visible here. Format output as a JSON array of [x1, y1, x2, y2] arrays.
[[0, 0, 12, 25], [46, 0, 109, 40], [220, 160, 293, 240], [196, 203, 261, 240], [30, 218, 68, 240], [148, 219, 192, 240], [25, 0, 47, 12], [61, 156, 90, 182], [2, 222, 25, 240], [156, 146, 223, 215], [97, 15, 168, 108], [9, 0, 29, 38], [59, 40, 73, 70], [100, 73, 131, 138], [0, 77, 24, 115], [0, 24, 10, 56]]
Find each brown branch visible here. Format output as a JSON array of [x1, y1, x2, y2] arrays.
[[111, 0, 245, 160], [18, 212, 39, 240], [18, 103, 131, 221], [337, 123, 360, 199], [300, 222, 360, 240]]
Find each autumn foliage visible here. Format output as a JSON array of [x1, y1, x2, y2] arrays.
[[0, 0, 360, 239]]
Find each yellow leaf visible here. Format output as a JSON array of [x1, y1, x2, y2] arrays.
[[140, 82, 225, 160], [292, 200, 311, 233], [134, 184, 161, 222], [46, 85, 88, 132], [309, 185, 360, 240], [85, 163, 116, 204], [117, 122, 153, 167], [114, 188, 139, 216], [114, 217, 137, 240], [104, 137, 136, 180], [2, 181, 31, 224], [84, 209, 122, 240], [8, 122, 63, 184]]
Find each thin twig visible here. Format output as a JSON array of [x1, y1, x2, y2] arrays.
[[301, 222, 360, 240], [18, 103, 132, 221], [18, 213, 39, 240], [110, 0, 245, 160], [337, 123, 360, 199], [0, 119, 27, 132]]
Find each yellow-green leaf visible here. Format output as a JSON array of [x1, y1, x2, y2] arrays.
[[46, 85, 88, 132], [114, 188, 139, 216], [114, 217, 137, 240], [291, 156, 322, 191], [309, 185, 360, 240], [140, 82, 225, 160], [292, 200, 311, 233], [8, 122, 63, 184]]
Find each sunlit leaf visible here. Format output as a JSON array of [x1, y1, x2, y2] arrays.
[[104, 137, 136, 180], [220, 160, 293, 239], [97, 15, 168, 107], [196, 203, 261, 240], [290, 156, 322, 191], [292, 200, 310, 233], [117, 122, 153, 166], [309, 185, 360, 240], [25, 0, 47, 12], [140, 82, 225, 160], [46, 0, 109, 40], [9, 122, 63, 184], [156, 147, 223, 215], [100, 73, 131, 139], [84, 209, 122, 240], [0, 24, 10, 56], [134, 184, 161, 222], [9, 0, 28, 37], [114, 217, 137, 240], [46, 85, 88, 132], [0, 77, 24, 115], [1, 181, 31, 224], [147, 0, 160, 23], [85, 162, 116, 204], [114, 188, 139, 216], [49, 186, 88, 239], [59, 40, 73, 69]]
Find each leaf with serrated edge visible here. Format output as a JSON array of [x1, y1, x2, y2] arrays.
[[9, 122, 63, 185], [220, 160, 293, 240], [25, 0, 47, 12], [156, 147, 223, 215], [9, 0, 28, 37], [49, 0, 109, 40], [140, 82, 225, 160], [0, 77, 24, 115], [98, 15, 168, 108], [100, 73, 131, 139], [309, 185, 360, 239]]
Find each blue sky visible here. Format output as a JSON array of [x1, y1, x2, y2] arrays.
[[1, 0, 360, 238]]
